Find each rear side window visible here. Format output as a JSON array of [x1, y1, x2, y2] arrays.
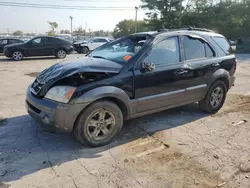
[[0, 39, 8, 45], [46, 37, 57, 44], [9, 39, 21, 44], [212, 36, 232, 55], [93, 38, 108, 43], [183, 36, 215, 60]]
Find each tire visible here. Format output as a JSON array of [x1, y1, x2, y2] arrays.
[[73, 101, 123, 147], [199, 80, 227, 113], [12, 50, 23, 61], [81, 46, 89, 54], [56, 49, 67, 59]]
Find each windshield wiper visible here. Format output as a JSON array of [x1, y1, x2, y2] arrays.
[[92, 55, 107, 60]]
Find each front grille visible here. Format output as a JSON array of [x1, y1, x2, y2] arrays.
[[31, 79, 44, 95], [26, 100, 41, 114]]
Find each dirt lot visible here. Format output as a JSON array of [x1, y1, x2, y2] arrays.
[[0, 54, 250, 188]]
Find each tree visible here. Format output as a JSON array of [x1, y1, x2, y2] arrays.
[[60, 30, 70, 34], [113, 19, 149, 38], [141, 0, 183, 29], [47, 30, 55, 36], [13, 30, 23, 36], [48, 21, 58, 32], [73, 26, 86, 35], [141, 0, 250, 39]]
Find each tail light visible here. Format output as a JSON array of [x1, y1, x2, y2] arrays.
[[233, 58, 237, 73]]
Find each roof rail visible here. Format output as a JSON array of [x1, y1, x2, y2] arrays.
[[172, 26, 214, 33]]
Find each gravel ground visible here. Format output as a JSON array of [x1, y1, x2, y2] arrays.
[[0, 54, 250, 188]]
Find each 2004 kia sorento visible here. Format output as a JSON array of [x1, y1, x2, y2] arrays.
[[26, 28, 236, 147]]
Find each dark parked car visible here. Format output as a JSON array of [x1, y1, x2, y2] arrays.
[[0, 38, 23, 53], [26, 28, 236, 147], [4, 36, 73, 61]]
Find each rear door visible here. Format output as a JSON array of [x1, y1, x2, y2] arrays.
[[179, 34, 218, 101], [44, 37, 59, 55]]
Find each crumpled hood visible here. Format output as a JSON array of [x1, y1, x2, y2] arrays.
[[34, 57, 122, 96], [37, 57, 122, 83]]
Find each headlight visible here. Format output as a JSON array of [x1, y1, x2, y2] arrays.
[[45, 86, 76, 103]]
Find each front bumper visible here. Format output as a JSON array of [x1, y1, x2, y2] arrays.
[[26, 86, 89, 132], [67, 47, 74, 54]]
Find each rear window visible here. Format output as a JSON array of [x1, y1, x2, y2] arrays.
[[212, 36, 232, 55]]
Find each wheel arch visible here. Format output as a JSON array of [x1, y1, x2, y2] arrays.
[[210, 69, 230, 91], [12, 49, 26, 57], [71, 86, 133, 132]]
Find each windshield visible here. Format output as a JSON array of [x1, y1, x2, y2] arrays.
[[88, 36, 148, 64]]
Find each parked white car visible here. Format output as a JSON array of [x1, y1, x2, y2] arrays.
[[73, 37, 112, 54]]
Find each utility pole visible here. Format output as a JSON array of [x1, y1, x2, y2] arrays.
[[69, 16, 73, 35], [135, 6, 139, 33]]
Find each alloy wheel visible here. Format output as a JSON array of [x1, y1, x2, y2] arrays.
[[210, 86, 224, 108], [57, 50, 66, 58], [86, 109, 116, 141], [12, 51, 23, 61]]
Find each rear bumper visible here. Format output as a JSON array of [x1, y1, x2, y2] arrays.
[[26, 86, 89, 132], [229, 76, 236, 89]]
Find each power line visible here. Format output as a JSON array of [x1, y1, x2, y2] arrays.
[[65, 0, 139, 2], [0, 2, 135, 10]]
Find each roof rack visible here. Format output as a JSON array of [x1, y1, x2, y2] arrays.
[[157, 26, 214, 33]]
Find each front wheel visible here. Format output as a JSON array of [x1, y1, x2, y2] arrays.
[[56, 49, 67, 59], [199, 80, 227, 113], [74, 101, 123, 147], [12, 50, 23, 61], [81, 46, 89, 54]]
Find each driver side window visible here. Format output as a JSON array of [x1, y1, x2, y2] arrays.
[[30, 38, 44, 45], [145, 37, 180, 65]]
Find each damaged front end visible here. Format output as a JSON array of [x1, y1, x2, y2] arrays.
[[30, 57, 122, 101]]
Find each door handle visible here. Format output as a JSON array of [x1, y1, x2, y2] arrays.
[[211, 63, 220, 67], [175, 69, 188, 75]]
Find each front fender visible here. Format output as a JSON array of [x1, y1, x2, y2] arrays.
[[73, 86, 133, 118]]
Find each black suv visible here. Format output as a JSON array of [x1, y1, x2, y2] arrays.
[[26, 28, 236, 147], [4, 36, 73, 61]]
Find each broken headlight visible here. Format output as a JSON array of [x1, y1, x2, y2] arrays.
[[45, 86, 76, 103]]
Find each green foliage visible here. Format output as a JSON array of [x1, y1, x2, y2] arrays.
[[47, 30, 56, 36], [60, 30, 70, 34], [73, 27, 86, 35], [12, 30, 23, 36], [113, 19, 149, 38], [48, 21, 58, 32], [141, 0, 250, 39]]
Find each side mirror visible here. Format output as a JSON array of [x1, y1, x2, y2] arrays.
[[141, 62, 155, 72]]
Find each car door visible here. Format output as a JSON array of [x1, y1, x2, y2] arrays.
[[44, 37, 58, 55], [180, 35, 217, 101], [25, 37, 47, 56], [0, 39, 8, 53], [134, 36, 190, 113]]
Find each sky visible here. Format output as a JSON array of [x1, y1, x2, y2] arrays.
[[0, 0, 146, 34]]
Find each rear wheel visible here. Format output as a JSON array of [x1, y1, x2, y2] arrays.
[[56, 49, 67, 59], [74, 101, 123, 147], [81, 46, 89, 54], [12, 50, 23, 61], [199, 80, 227, 113]]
